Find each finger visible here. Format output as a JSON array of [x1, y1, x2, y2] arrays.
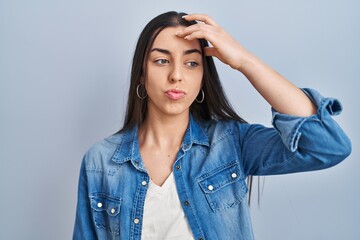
[[183, 14, 219, 27], [182, 30, 209, 41], [175, 24, 213, 38]]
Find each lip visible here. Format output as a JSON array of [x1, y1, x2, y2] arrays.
[[164, 89, 186, 100]]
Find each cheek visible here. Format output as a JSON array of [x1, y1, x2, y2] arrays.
[[186, 72, 203, 98], [146, 68, 169, 88], [187, 69, 203, 87], [145, 66, 165, 88]]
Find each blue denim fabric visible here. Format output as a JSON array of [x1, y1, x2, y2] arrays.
[[73, 89, 351, 240]]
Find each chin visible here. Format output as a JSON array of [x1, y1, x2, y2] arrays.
[[162, 106, 190, 117]]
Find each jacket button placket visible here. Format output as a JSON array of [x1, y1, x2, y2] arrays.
[[173, 156, 206, 240], [130, 174, 149, 239]]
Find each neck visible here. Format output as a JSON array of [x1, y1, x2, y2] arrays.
[[139, 111, 189, 149]]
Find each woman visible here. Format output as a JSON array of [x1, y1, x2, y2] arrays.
[[73, 11, 351, 240]]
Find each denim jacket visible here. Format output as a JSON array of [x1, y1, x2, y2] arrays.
[[73, 88, 351, 240]]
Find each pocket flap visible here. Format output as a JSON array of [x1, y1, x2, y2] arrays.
[[90, 193, 122, 216], [198, 161, 243, 194]]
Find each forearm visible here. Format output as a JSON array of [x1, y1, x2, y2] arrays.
[[237, 51, 316, 117]]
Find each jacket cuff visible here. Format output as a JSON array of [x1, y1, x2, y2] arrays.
[[271, 88, 343, 152]]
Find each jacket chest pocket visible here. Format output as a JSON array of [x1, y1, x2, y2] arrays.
[[89, 193, 122, 236], [198, 161, 248, 212]]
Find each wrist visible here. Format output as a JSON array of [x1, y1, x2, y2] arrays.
[[236, 49, 266, 75]]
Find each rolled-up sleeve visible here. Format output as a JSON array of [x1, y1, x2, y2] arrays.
[[241, 88, 351, 176]]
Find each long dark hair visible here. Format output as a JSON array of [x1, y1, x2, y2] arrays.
[[119, 11, 256, 205]]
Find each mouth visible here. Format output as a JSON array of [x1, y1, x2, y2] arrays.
[[165, 89, 186, 100]]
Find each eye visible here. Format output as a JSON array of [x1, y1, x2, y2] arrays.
[[154, 59, 169, 65], [186, 61, 199, 68]]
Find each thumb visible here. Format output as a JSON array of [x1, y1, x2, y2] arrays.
[[204, 47, 219, 57]]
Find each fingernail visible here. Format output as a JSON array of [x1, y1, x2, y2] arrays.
[[182, 15, 187, 18]]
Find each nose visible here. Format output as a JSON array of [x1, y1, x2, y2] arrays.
[[169, 63, 183, 83]]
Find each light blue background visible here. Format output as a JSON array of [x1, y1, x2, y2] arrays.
[[1, 1, 359, 239]]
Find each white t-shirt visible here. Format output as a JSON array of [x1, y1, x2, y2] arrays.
[[141, 172, 195, 240]]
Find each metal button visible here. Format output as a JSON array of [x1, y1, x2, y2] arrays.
[[141, 180, 147, 186], [176, 165, 181, 170], [97, 202, 103, 208], [134, 218, 140, 224], [111, 208, 116, 214], [184, 201, 189, 206], [231, 173, 237, 178], [207, 185, 214, 191]]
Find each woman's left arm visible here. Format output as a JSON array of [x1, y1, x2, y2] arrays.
[[178, 14, 316, 117]]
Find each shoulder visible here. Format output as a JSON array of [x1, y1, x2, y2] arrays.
[[202, 118, 253, 134], [200, 119, 253, 144], [82, 129, 133, 170]]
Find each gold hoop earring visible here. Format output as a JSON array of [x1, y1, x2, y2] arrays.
[[136, 84, 147, 99], [196, 89, 204, 103]]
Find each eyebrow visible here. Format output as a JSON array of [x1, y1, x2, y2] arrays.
[[150, 48, 202, 55]]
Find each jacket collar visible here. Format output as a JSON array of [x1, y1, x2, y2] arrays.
[[111, 114, 209, 169]]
